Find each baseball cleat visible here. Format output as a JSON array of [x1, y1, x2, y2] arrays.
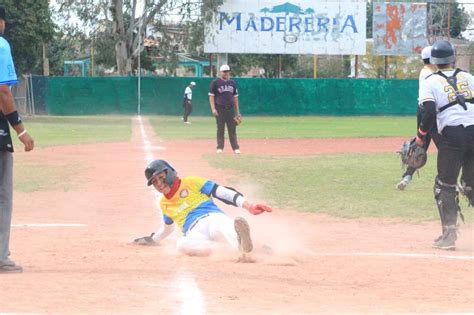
[[0, 260, 23, 273], [397, 175, 412, 191], [234, 149, 241, 154], [234, 217, 253, 253], [432, 227, 457, 251], [432, 238, 456, 250], [216, 149, 223, 153], [184, 121, 191, 124]]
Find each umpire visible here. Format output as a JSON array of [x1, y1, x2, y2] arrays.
[[417, 40, 474, 250], [208, 64, 241, 154], [0, 6, 34, 273]]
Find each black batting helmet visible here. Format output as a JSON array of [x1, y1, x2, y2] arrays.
[[145, 159, 177, 186], [430, 40, 455, 65]]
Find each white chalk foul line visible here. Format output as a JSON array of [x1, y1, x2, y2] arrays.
[[12, 224, 86, 228], [313, 252, 474, 261], [137, 116, 205, 315]]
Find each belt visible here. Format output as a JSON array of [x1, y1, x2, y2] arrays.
[[217, 105, 233, 109], [186, 214, 210, 234]]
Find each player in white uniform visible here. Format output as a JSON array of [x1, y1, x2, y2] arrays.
[[397, 46, 439, 190], [182, 81, 195, 124], [417, 40, 474, 250]]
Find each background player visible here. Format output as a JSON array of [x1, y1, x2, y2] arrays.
[[182, 81, 195, 124], [134, 160, 272, 259], [208, 65, 241, 154], [417, 40, 474, 250], [397, 46, 440, 190]]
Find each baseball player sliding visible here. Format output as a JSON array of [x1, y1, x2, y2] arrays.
[[134, 160, 272, 260]]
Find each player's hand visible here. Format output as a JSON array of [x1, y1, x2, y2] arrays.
[[248, 204, 273, 215], [212, 109, 218, 117], [415, 136, 424, 147], [19, 133, 34, 152], [134, 233, 157, 246]]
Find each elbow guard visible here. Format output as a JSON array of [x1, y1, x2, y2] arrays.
[[211, 184, 245, 207]]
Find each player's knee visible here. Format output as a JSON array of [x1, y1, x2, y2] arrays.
[[433, 177, 457, 206]]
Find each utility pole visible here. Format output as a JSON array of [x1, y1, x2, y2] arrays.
[[42, 43, 49, 76], [447, 0, 452, 41]]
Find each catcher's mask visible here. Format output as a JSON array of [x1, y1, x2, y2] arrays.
[[145, 160, 177, 187]]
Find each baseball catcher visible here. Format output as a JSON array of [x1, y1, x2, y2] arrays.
[[416, 40, 474, 250], [134, 159, 272, 260]]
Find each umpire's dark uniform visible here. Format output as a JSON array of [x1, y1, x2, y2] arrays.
[[208, 67, 240, 152], [418, 40, 474, 250]]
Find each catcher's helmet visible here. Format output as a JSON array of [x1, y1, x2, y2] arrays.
[[430, 40, 455, 65], [145, 159, 177, 186]]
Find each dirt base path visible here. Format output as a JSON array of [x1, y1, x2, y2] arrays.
[[1, 117, 472, 314], [163, 137, 438, 156]]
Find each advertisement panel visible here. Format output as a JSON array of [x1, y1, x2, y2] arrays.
[[373, 2, 428, 56], [204, 0, 367, 55]]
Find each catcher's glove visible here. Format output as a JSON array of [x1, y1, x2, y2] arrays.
[[134, 233, 156, 246], [398, 137, 427, 169], [234, 114, 242, 126]]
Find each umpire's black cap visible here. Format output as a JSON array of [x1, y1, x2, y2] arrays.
[[0, 6, 6, 22]]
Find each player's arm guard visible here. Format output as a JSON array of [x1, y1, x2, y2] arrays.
[[418, 101, 436, 134], [211, 184, 246, 207]]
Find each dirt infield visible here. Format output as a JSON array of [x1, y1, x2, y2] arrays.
[[1, 117, 472, 314]]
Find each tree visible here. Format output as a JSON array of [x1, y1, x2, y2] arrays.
[[228, 54, 299, 78], [428, 0, 471, 39], [367, 0, 372, 39], [1, 0, 54, 74], [57, 0, 224, 75]]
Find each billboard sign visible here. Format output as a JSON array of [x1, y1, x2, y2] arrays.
[[204, 1, 367, 55], [373, 2, 428, 56]]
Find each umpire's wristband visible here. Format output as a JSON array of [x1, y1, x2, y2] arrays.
[[416, 128, 427, 141], [5, 111, 22, 127]]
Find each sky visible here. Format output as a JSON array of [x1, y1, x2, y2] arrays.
[[50, 0, 474, 41]]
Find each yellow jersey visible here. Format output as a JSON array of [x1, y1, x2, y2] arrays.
[[159, 176, 224, 234]]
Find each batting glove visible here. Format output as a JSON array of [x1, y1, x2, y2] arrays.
[[248, 204, 273, 215], [134, 233, 156, 246]]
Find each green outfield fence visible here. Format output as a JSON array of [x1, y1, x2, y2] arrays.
[[33, 76, 419, 116]]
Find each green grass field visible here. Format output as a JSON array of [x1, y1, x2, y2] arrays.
[[208, 153, 473, 223], [14, 161, 83, 193], [10, 115, 469, 222], [10, 116, 131, 192], [12, 116, 132, 148], [149, 116, 416, 139]]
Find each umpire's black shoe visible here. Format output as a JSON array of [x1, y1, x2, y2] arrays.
[[432, 226, 457, 251]]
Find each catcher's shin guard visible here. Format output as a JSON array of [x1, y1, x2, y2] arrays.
[[434, 177, 461, 234]]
